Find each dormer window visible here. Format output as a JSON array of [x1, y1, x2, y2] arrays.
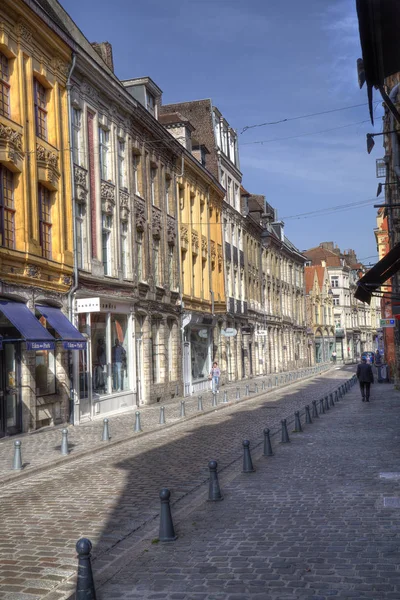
[[146, 91, 156, 117]]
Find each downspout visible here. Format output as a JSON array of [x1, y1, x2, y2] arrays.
[[206, 186, 215, 367], [175, 153, 185, 395], [65, 52, 78, 423]]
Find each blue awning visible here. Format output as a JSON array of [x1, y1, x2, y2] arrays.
[[0, 300, 55, 350], [36, 305, 87, 350]]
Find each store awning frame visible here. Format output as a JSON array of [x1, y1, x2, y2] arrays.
[[0, 300, 55, 350], [36, 305, 87, 350], [355, 242, 400, 304]]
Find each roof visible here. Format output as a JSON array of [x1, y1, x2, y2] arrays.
[[159, 112, 196, 131], [303, 246, 342, 267], [305, 267, 317, 294], [314, 265, 326, 289]]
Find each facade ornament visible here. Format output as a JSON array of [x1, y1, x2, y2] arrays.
[[135, 197, 146, 230], [167, 215, 176, 245], [16, 21, 33, 43], [0, 123, 23, 171], [101, 180, 115, 214], [217, 244, 223, 270], [36, 144, 60, 190], [210, 240, 216, 264], [81, 82, 99, 103], [25, 264, 41, 278], [62, 275, 72, 286], [119, 189, 130, 221], [74, 165, 88, 204], [51, 56, 70, 78], [180, 225, 189, 251], [152, 206, 162, 238], [201, 235, 208, 259], [191, 230, 199, 255]]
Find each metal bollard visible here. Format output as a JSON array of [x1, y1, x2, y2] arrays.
[[101, 418, 110, 441], [212, 392, 218, 407], [319, 398, 325, 415], [198, 395, 203, 411], [281, 419, 290, 443], [179, 400, 186, 418], [208, 460, 223, 501], [236, 387, 240, 399], [245, 384, 249, 396], [305, 405, 312, 424], [294, 411, 302, 433], [159, 488, 177, 542], [134, 411, 142, 433], [263, 427, 274, 456], [76, 538, 96, 600], [255, 383, 258, 393], [329, 393, 335, 407], [242, 440, 255, 472], [61, 428, 69, 455], [262, 380, 265, 390], [324, 396, 330, 411], [12, 440, 22, 471], [223, 390, 228, 403], [275, 376, 278, 386], [159, 406, 166, 425], [312, 399, 319, 419], [335, 390, 339, 402]]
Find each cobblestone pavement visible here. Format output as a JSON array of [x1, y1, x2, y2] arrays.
[[97, 376, 400, 600], [0, 366, 333, 484], [0, 367, 349, 599]]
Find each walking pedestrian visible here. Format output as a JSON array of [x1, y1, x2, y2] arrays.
[[210, 361, 221, 394], [356, 356, 374, 402], [332, 350, 337, 363]]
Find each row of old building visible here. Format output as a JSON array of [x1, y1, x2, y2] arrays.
[[0, 0, 379, 437]]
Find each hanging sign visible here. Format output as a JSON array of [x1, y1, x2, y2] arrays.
[[221, 328, 237, 337], [62, 341, 87, 350], [26, 341, 55, 351]]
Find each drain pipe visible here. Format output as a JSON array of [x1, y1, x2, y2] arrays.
[[65, 52, 79, 424]]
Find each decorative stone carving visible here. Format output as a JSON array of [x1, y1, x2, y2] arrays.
[[25, 264, 41, 278], [62, 275, 72, 286], [0, 123, 23, 171], [210, 240, 216, 264], [16, 21, 33, 43], [152, 206, 162, 238], [74, 165, 88, 204], [51, 56, 70, 78], [82, 82, 99, 103], [37, 144, 60, 190], [135, 197, 146, 231], [101, 180, 115, 214], [201, 235, 208, 259], [167, 215, 176, 245], [180, 226, 189, 251], [217, 244, 223, 270], [119, 189, 130, 221], [191, 230, 199, 255]]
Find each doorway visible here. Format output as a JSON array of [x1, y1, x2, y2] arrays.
[[0, 343, 21, 437]]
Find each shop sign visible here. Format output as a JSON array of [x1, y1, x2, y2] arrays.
[[26, 341, 55, 351], [221, 328, 237, 337], [62, 341, 87, 350], [380, 318, 395, 328], [255, 330, 268, 336], [76, 297, 133, 314], [197, 329, 208, 338]]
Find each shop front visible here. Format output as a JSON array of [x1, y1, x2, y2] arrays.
[[182, 312, 214, 396], [74, 297, 136, 422]]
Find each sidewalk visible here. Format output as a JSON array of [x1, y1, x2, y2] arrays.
[[0, 364, 332, 485], [92, 379, 400, 600]]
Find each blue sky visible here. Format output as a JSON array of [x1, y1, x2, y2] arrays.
[[63, 0, 384, 264]]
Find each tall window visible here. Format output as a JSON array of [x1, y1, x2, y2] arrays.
[[0, 166, 14, 248], [192, 255, 197, 295], [331, 276, 339, 288], [152, 320, 160, 383], [76, 202, 85, 269], [153, 238, 160, 285], [121, 221, 129, 278], [102, 213, 112, 275], [72, 108, 82, 165], [146, 91, 156, 117], [118, 140, 126, 188], [34, 79, 47, 140], [99, 127, 110, 180], [133, 153, 140, 195], [0, 53, 10, 117], [150, 167, 157, 205], [38, 184, 52, 258], [165, 176, 171, 214], [168, 245, 174, 289], [136, 230, 144, 281], [201, 259, 206, 299]]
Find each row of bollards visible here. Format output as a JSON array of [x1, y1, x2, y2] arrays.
[[74, 373, 355, 597]]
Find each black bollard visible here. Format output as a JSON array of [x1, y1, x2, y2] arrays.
[[324, 396, 330, 411], [179, 400, 186, 418], [236, 387, 240, 399], [242, 439, 255, 472], [12, 440, 22, 470], [312, 399, 319, 418], [262, 380, 265, 390], [305, 405, 312, 424], [212, 392, 218, 407], [134, 411, 142, 433], [245, 384, 249, 396], [101, 418, 110, 441], [335, 390, 339, 402], [319, 398, 325, 415], [294, 411, 303, 432], [159, 406, 166, 425], [281, 419, 290, 443], [61, 428, 69, 456], [159, 488, 177, 542], [275, 376, 278, 386], [208, 460, 223, 501], [198, 395, 203, 411], [255, 383, 258, 393], [263, 427, 274, 456], [329, 393, 334, 407], [223, 390, 228, 403], [76, 538, 96, 600]]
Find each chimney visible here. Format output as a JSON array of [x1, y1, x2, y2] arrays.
[[91, 42, 114, 72]]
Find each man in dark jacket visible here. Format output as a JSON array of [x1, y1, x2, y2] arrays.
[[356, 356, 374, 402]]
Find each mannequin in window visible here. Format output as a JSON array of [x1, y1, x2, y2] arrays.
[[95, 338, 106, 392], [112, 338, 126, 392]]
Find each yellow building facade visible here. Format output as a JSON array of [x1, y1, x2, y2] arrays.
[[0, 0, 74, 436]]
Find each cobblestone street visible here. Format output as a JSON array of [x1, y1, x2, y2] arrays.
[[0, 366, 351, 599]]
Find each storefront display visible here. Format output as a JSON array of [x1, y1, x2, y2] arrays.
[[190, 328, 210, 382]]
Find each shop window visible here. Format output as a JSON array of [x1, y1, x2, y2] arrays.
[[111, 314, 129, 392], [78, 313, 89, 399], [34, 79, 48, 140], [91, 313, 108, 395], [0, 52, 10, 117], [0, 165, 15, 248], [191, 329, 209, 382], [35, 349, 56, 395]]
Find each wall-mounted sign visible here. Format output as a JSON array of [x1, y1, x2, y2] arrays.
[[197, 329, 208, 338], [63, 341, 87, 350], [26, 341, 55, 351], [221, 328, 237, 337], [76, 297, 133, 314], [380, 318, 395, 328], [255, 330, 268, 336]]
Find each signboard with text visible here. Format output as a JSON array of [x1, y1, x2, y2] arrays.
[[380, 318, 395, 328]]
